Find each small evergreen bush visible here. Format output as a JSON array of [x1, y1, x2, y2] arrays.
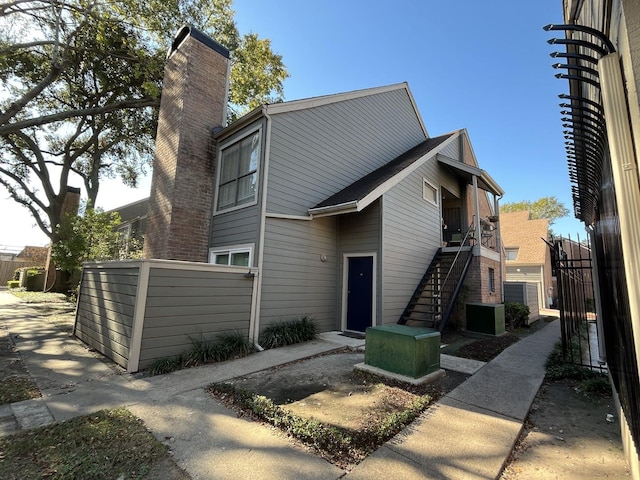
[[148, 330, 255, 375], [545, 341, 611, 396], [24, 268, 45, 291], [148, 355, 185, 376], [260, 316, 318, 349], [6, 281, 19, 289], [504, 302, 529, 329], [585, 297, 595, 313]]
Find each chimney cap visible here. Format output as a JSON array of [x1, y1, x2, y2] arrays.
[[168, 25, 230, 60]]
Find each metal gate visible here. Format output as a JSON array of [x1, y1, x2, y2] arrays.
[[549, 235, 606, 373]]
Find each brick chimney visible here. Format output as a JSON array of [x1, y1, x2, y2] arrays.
[[143, 26, 230, 261]]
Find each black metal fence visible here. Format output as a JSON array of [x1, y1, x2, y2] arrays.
[[552, 230, 640, 457], [549, 235, 605, 373]]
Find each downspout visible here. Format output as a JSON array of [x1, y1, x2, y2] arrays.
[[598, 52, 640, 373], [494, 193, 504, 302], [472, 175, 481, 247], [586, 225, 606, 363], [251, 107, 272, 348]]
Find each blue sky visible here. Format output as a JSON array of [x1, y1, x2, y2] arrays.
[[0, 0, 586, 249]]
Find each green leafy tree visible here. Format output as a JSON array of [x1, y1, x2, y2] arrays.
[[500, 196, 570, 227], [0, 0, 288, 245], [51, 208, 122, 274]]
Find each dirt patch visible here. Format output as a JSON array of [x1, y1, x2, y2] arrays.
[[440, 318, 553, 362], [0, 327, 40, 405], [500, 379, 630, 479], [214, 349, 469, 468], [228, 350, 465, 427], [214, 332, 523, 466], [455, 333, 520, 362]]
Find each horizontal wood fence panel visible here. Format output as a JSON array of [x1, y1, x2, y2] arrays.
[[75, 261, 256, 372]]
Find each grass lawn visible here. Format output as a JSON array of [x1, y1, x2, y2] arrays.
[[8, 290, 69, 303], [0, 294, 187, 479], [0, 409, 176, 480]]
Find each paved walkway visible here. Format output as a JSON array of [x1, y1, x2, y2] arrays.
[[0, 291, 560, 479]]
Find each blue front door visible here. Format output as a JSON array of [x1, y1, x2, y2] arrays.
[[346, 256, 373, 332]]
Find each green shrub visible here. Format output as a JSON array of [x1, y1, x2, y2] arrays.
[[148, 355, 185, 376], [216, 331, 255, 358], [6, 280, 19, 289], [184, 337, 223, 366], [585, 297, 595, 313], [24, 268, 45, 292], [504, 302, 529, 329], [545, 341, 611, 396], [260, 316, 318, 349], [577, 376, 612, 396], [148, 331, 255, 375]]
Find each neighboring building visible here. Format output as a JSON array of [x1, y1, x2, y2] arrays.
[[552, 235, 595, 311], [500, 211, 553, 314], [547, 0, 640, 475], [0, 247, 20, 262], [16, 246, 49, 266], [108, 198, 149, 258], [0, 245, 49, 285]]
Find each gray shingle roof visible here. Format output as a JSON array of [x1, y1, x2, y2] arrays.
[[312, 133, 454, 211]]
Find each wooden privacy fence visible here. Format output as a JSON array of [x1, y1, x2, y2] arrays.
[[75, 259, 258, 372], [0, 260, 29, 285]]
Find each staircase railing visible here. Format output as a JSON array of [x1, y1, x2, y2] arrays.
[[437, 222, 475, 298], [398, 222, 475, 331], [438, 249, 473, 332]]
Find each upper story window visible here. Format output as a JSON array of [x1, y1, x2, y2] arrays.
[[216, 130, 261, 212], [423, 179, 438, 206], [505, 248, 519, 261]]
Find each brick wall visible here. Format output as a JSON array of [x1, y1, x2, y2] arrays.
[[451, 255, 503, 329], [144, 27, 230, 262]]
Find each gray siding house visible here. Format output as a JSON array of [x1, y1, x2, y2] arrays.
[[209, 82, 504, 337], [77, 27, 504, 371]]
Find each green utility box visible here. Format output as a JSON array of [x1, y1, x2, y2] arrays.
[[466, 303, 505, 335], [364, 325, 441, 378]]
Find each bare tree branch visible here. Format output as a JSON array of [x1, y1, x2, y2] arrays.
[[0, 175, 51, 236], [0, 97, 159, 135], [0, 163, 48, 217], [0, 65, 63, 126]]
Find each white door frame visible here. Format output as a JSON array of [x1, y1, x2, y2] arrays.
[[341, 252, 377, 332]]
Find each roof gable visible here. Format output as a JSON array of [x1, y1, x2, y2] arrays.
[[216, 83, 429, 141], [501, 211, 549, 264]]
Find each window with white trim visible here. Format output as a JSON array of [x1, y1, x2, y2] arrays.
[[209, 246, 252, 267], [216, 130, 261, 212], [488, 267, 495, 292], [422, 179, 438, 206], [505, 248, 519, 261]]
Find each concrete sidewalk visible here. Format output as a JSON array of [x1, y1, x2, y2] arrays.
[[349, 320, 560, 480], [0, 291, 560, 479]]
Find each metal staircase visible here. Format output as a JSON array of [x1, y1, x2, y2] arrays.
[[398, 233, 474, 332]]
